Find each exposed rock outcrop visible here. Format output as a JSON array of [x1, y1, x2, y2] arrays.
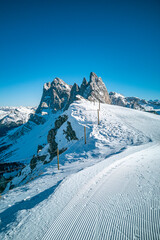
[[63, 121, 78, 141], [0, 162, 25, 193], [79, 77, 88, 96], [65, 72, 111, 109], [47, 115, 68, 159], [36, 72, 111, 115], [30, 155, 47, 170], [36, 78, 71, 115], [81, 72, 111, 104], [64, 83, 80, 110], [0, 175, 7, 193]]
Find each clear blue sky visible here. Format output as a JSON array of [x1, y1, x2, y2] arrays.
[[0, 0, 160, 106]]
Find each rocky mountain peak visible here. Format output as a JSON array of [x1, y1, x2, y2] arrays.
[[79, 77, 88, 95], [64, 83, 80, 110], [89, 72, 99, 82], [51, 77, 62, 85], [36, 77, 71, 115], [81, 72, 111, 104], [51, 77, 70, 90], [36, 72, 111, 116], [82, 77, 88, 86], [72, 83, 80, 92], [51, 78, 71, 96], [44, 82, 51, 90]]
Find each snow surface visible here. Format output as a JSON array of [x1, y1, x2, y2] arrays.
[[0, 100, 160, 239]]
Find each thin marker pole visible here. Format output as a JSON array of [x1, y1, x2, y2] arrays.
[[84, 126, 86, 144], [99, 101, 100, 111], [97, 109, 100, 125], [57, 148, 59, 170]]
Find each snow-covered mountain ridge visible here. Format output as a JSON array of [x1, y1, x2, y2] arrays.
[[109, 91, 160, 115], [0, 107, 36, 137]]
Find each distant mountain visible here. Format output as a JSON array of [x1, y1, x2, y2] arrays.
[[0, 107, 36, 137], [109, 92, 160, 115]]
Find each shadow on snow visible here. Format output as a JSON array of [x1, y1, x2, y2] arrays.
[[0, 180, 62, 232]]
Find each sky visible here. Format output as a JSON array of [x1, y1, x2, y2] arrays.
[[0, 0, 160, 106]]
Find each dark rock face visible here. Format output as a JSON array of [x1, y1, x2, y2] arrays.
[[64, 83, 80, 110], [0, 144, 12, 154], [63, 121, 78, 141], [0, 162, 25, 175], [30, 155, 38, 170], [55, 115, 68, 129], [0, 162, 25, 193], [47, 115, 68, 159], [79, 77, 88, 96], [47, 128, 57, 158], [30, 155, 46, 170], [0, 122, 22, 138], [47, 116, 78, 161], [37, 144, 44, 154], [29, 113, 46, 125], [0, 175, 7, 193]]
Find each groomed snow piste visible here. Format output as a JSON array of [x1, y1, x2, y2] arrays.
[[0, 99, 160, 239]]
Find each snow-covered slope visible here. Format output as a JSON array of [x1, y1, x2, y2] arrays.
[[0, 72, 110, 161], [0, 107, 36, 137], [0, 99, 160, 239], [42, 142, 160, 240], [109, 91, 160, 115]]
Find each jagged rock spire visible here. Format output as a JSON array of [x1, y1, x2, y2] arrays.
[[89, 72, 99, 82], [81, 72, 111, 104], [36, 78, 71, 114], [79, 77, 88, 96], [36, 72, 111, 115], [64, 83, 80, 110]]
